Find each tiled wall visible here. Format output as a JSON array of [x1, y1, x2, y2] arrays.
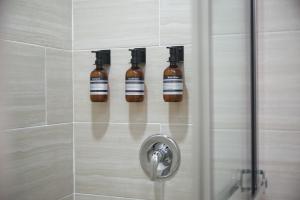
[[0, 0, 73, 199], [1, 0, 299, 200], [73, 0, 192, 199], [258, 0, 300, 199]]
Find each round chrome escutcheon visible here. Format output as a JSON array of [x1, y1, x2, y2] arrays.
[[139, 134, 181, 181]]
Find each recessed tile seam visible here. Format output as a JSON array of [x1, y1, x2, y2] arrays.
[[75, 192, 146, 200], [58, 193, 74, 200], [44, 48, 48, 125], [1, 39, 72, 51], [3, 122, 73, 132]]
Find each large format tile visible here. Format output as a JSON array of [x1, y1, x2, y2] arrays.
[[1, 41, 45, 129], [75, 123, 192, 200], [213, 129, 251, 200], [73, 0, 159, 50], [260, 130, 300, 200], [212, 0, 250, 35], [73, 46, 192, 124], [212, 35, 251, 129], [258, 32, 300, 131], [0, 0, 72, 49], [260, 130, 300, 171], [46, 49, 73, 124], [258, 0, 300, 32], [75, 123, 160, 199], [214, 129, 251, 164], [263, 170, 300, 200], [160, 0, 192, 45], [0, 124, 73, 200]]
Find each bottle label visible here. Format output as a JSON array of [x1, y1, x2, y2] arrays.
[[126, 77, 144, 96], [90, 77, 108, 95], [163, 75, 183, 95]]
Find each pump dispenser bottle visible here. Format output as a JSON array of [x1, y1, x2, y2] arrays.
[[90, 50, 111, 102], [125, 48, 146, 102], [163, 46, 184, 102]]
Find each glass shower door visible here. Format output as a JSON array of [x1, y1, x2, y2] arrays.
[[211, 0, 255, 199]]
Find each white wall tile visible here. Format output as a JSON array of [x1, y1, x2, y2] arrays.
[[212, 35, 251, 129], [160, 0, 192, 45], [212, 0, 250, 35], [75, 123, 193, 200], [260, 130, 300, 200], [46, 49, 73, 124], [1, 41, 45, 129], [1, 124, 73, 200], [264, 170, 300, 200], [0, 0, 72, 49], [257, 2, 300, 200], [75, 123, 160, 199], [213, 129, 251, 199], [258, 0, 300, 32], [258, 31, 300, 131], [73, 0, 159, 50], [75, 194, 139, 200]]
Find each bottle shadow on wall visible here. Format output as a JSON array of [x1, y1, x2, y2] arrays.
[[128, 85, 148, 141], [168, 83, 189, 142], [90, 63, 111, 140], [91, 95, 110, 141]]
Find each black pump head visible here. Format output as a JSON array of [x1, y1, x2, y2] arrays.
[[91, 50, 111, 66], [129, 48, 146, 65], [167, 46, 184, 64]]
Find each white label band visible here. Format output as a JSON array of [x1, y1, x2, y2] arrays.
[[126, 80, 144, 95], [90, 83, 108, 95], [126, 92, 145, 95], [163, 78, 183, 95]]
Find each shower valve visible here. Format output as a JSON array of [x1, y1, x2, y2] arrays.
[[139, 135, 181, 181]]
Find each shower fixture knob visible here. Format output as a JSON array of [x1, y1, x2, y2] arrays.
[[139, 134, 181, 181]]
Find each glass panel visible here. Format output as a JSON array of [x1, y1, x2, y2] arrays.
[[211, 0, 253, 199]]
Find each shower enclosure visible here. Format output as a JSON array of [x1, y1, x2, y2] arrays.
[[193, 0, 267, 199], [0, 0, 268, 200]]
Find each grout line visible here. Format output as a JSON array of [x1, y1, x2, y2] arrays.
[[57, 193, 74, 200], [213, 29, 300, 37], [160, 123, 193, 126], [73, 122, 162, 126], [1, 39, 72, 52], [72, 121, 76, 197], [74, 193, 144, 200], [158, 0, 161, 46], [72, 0, 74, 52], [71, 0, 76, 197], [3, 122, 73, 132], [72, 41, 76, 200], [44, 48, 48, 125]]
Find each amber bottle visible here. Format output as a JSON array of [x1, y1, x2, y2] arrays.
[[163, 46, 184, 102], [125, 48, 146, 102], [90, 50, 110, 102]]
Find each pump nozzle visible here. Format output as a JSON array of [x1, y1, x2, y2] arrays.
[[167, 46, 184, 64], [129, 48, 146, 65], [91, 50, 111, 66]]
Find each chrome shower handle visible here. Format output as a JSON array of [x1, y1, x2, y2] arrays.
[[150, 151, 161, 180], [140, 135, 181, 182]]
